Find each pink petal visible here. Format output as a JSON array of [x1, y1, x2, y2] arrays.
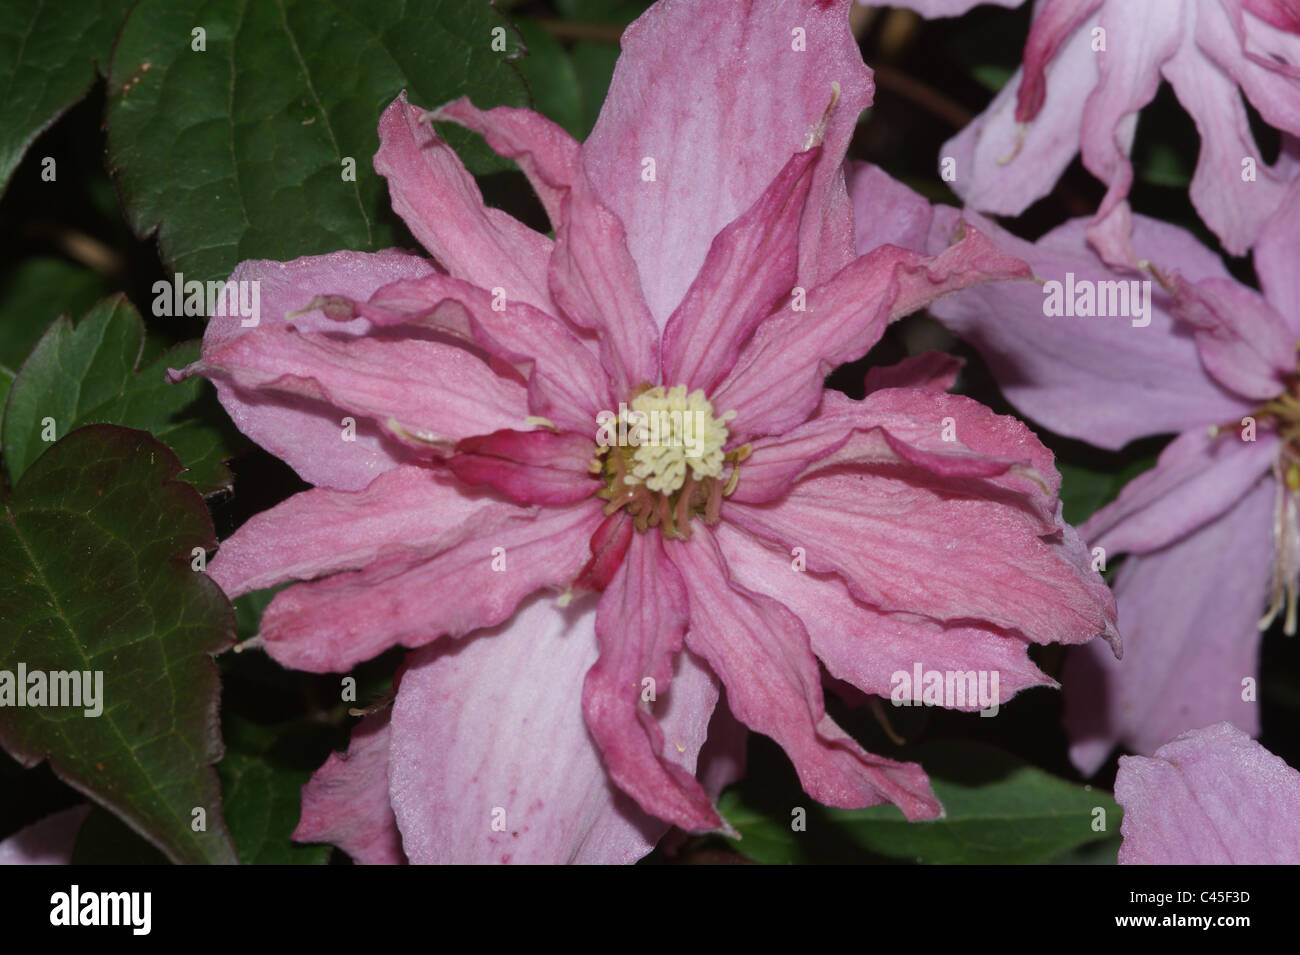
[[1164, 24, 1299, 256], [1017, 0, 1105, 121], [374, 93, 553, 313], [923, 208, 1252, 450], [1115, 722, 1300, 864], [881, 0, 1022, 16], [581, 0, 873, 324], [1065, 478, 1272, 775], [582, 532, 722, 832], [1254, 179, 1300, 332], [1077, 0, 1183, 242], [666, 528, 942, 820], [197, 327, 530, 455], [294, 711, 405, 864], [863, 351, 963, 393], [717, 522, 1053, 708], [727, 469, 1115, 650], [388, 593, 717, 863], [1170, 274, 1295, 400], [715, 222, 1029, 441], [1082, 427, 1278, 556], [257, 501, 602, 672], [200, 250, 436, 491], [430, 99, 660, 393], [1199, 1, 1300, 144], [661, 149, 819, 392], [939, 22, 1095, 216], [0, 805, 90, 865], [209, 467, 502, 599], [449, 430, 600, 506], [319, 272, 612, 433], [849, 161, 934, 255]]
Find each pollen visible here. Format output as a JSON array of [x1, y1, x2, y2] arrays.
[[623, 386, 735, 494]]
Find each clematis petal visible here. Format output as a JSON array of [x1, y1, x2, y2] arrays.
[[374, 93, 553, 312], [850, 162, 935, 255], [1017, 0, 1105, 122], [195, 327, 530, 455], [257, 500, 603, 672], [1164, 27, 1298, 257], [209, 467, 502, 600], [315, 272, 611, 434], [449, 430, 600, 506], [1170, 274, 1295, 400], [922, 207, 1251, 450], [715, 222, 1029, 441], [938, 21, 1096, 217], [1115, 722, 1300, 864], [388, 593, 717, 863], [1198, 0, 1300, 144], [1064, 478, 1273, 776], [1083, 427, 1278, 557], [667, 528, 942, 820], [428, 99, 661, 393], [1254, 179, 1300, 332], [717, 522, 1052, 707], [582, 0, 873, 324], [661, 149, 819, 393], [862, 351, 963, 393], [727, 470, 1115, 650], [294, 711, 405, 865], [0, 805, 90, 865], [582, 532, 722, 832], [198, 250, 436, 491]]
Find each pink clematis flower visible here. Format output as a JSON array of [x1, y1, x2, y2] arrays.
[[184, 0, 1117, 864], [896, 178, 1300, 775], [1116, 722, 1300, 864], [879, 0, 1300, 263]]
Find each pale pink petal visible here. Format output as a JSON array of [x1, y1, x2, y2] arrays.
[[374, 93, 553, 313], [1254, 178, 1300, 331], [1164, 25, 1298, 256], [1082, 427, 1278, 556], [0, 805, 90, 865], [583, 532, 722, 832], [388, 593, 717, 863], [727, 470, 1115, 649], [200, 250, 436, 491], [1200, 1, 1300, 142], [209, 467, 503, 599], [448, 430, 600, 506], [715, 222, 1029, 441], [582, 0, 873, 324], [195, 328, 530, 455], [717, 522, 1052, 708], [1115, 722, 1300, 864], [294, 712, 404, 865], [667, 529, 942, 820], [258, 501, 603, 672], [661, 150, 819, 392], [850, 161, 934, 255], [1017, 0, 1106, 121], [923, 208, 1252, 450], [939, 22, 1096, 216], [1065, 478, 1273, 775]]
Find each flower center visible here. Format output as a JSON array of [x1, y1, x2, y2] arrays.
[[593, 385, 749, 538]]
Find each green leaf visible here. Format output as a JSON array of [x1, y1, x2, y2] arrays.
[[0, 424, 238, 864], [106, 0, 529, 286], [2, 295, 238, 493], [0, 0, 132, 193], [721, 741, 1120, 864], [218, 749, 329, 865], [0, 257, 107, 392]]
